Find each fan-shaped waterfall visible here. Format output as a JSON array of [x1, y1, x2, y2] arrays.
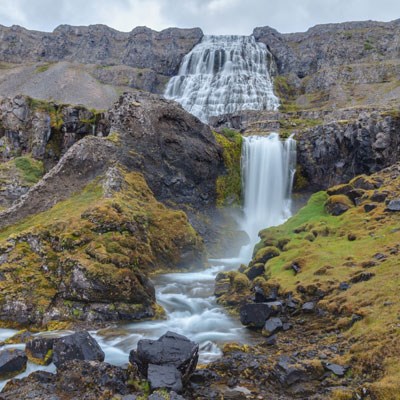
[[164, 35, 279, 123]]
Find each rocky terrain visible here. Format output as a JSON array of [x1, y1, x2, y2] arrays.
[[0, 91, 227, 329], [0, 17, 400, 400], [0, 24, 202, 108]]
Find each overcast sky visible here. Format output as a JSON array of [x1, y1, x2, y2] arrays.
[[0, 0, 399, 34]]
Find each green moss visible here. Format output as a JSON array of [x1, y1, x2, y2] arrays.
[[34, 63, 53, 73], [213, 129, 243, 206], [14, 156, 44, 185]]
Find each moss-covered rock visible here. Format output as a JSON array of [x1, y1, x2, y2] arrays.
[[0, 167, 204, 329], [213, 128, 243, 206], [325, 194, 354, 216], [252, 246, 280, 265]]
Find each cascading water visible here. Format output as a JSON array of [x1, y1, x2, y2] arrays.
[[164, 35, 279, 123], [239, 133, 297, 261], [0, 36, 297, 392]]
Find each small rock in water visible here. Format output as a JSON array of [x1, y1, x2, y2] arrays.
[[26, 336, 56, 365], [0, 349, 28, 379], [52, 331, 105, 368], [130, 331, 199, 384]]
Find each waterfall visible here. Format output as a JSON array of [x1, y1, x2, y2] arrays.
[[239, 133, 296, 262], [164, 35, 279, 123]]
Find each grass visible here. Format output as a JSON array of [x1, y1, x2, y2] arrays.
[[14, 156, 45, 185], [244, 167, 400, 397]]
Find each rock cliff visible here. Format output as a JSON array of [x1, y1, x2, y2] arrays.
[[0, 92, 223, 328]]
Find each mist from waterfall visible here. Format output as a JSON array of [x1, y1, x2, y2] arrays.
[[239, 133, 297, 262], [164, 35, 279, 123]]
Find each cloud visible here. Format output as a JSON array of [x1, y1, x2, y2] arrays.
[[0, 0, 399, 34]]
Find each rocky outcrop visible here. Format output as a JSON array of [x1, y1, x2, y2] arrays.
[[0, 24, 203, 76], [0, 91, 222, 328], [254, 20, 400, 78], [297, 109, 400, 188]]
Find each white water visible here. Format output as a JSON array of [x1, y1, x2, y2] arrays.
[[239, 134, 297, 261], [165, 35, 279, 123]]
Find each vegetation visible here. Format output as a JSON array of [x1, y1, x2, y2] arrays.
[[0, 168, 203, 328], [14, 156, 45, 185], [245, 166, 400, 397], [213, 128, 243, 206]]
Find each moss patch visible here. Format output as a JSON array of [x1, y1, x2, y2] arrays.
[[213, 128, 243, 206]]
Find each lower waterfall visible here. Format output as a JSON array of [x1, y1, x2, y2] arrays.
[[239, 133, 297, 261]]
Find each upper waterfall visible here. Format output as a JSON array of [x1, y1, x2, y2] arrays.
[[164, 35, 279, 123]]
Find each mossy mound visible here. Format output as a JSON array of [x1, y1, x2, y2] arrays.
[[0, 166, 204, 329], [239, 163, 400, 397]]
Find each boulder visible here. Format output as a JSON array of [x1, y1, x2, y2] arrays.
[[129, 331, 198, 383], [240, 303, 271, 328], [52, 331, 105, 368], [262, 317, 283, 337], [324, 362, 348, 377], [252, 246, 280, 264], [272, 355, 308, 387], [364, 203, 377, 212], [325, 195, 353, 216], [147, 364, 183, 393], [25, 336, 56, 365], [302, 302, 316, 313], [0, 349, 27, 379], [386, 199, 400, 211], [245, 263, 265, 280]]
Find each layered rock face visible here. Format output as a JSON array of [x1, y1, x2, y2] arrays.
[[0, 24, 203, 76], [0, 24, 203, 105]]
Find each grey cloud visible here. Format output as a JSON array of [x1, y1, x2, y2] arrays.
[[0, 0, 399, 34]]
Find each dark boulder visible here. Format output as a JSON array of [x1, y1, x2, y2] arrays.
[[147, 364, 183, 393], [245, 263, 265, 280], [0, 349, 27, 379], [52, 331, 105, 368], [370, 191, 388, 203], [240, 303, 276, 328], [262, 317, 283, 337], [129, 331, 199, 383], [1, 360, 130, 399], [272, 355, 308, 386], [364, 203, 377, 212], [25, 336, 56, 365]]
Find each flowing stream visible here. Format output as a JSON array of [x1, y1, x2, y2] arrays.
[[0, 134, 296, 390], [164, 35, 279, 123]]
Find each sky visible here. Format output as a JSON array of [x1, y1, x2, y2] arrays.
[[0, 0, 399, 35]]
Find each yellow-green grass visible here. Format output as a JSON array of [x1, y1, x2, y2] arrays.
[[250, 171, 400, 397]]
